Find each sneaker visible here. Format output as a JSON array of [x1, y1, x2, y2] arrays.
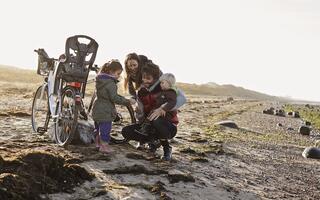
[[153, 140, 161, 149], [148, 143, 158, 154], [136, 142, 146, 150], [161, 146, 172, 161], [147, 140, 161, 153], [99, 142, 113, 153]]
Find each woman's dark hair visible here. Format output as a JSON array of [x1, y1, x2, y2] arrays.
[[141, 62, 161, 80], [124, 53, 153, 94], [100, 59, 123, 74], [124, 53, 140, 91]]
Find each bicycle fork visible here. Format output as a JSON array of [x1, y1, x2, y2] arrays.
[[52, 79, 63, 120]]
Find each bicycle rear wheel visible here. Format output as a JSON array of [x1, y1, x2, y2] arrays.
[[110, 104, 136, 144], [31, 85, 49, 134], [54, 86, 79, 146]]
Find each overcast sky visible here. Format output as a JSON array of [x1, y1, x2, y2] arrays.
[[1, 0, 319, 101]]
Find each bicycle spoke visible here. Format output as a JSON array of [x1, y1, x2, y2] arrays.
[[54, 87, 79, 146]]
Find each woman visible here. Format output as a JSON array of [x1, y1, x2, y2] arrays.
[[123, 53, 162, 149], [124, 53, 152, 98]]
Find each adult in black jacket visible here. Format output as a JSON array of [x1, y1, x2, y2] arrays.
[[123, 53, 152, 98]]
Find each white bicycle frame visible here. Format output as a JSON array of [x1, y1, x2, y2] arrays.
[[37, 60, 96, 123], [37, 61, 62, 119]]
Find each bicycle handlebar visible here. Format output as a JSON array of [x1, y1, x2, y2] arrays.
[[34, 49, 58, 61], [90, 64, 100, 73]]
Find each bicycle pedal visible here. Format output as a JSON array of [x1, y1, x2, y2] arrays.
[[37, 127, 47, 133]]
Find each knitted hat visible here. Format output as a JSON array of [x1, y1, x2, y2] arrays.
[[159, 73, 176, 87]]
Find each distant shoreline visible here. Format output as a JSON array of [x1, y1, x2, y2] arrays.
[[289, 101, 320, 106], [1, 64, 318, 103]]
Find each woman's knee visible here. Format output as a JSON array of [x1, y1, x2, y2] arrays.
[[121, 125, 133, 139], [151, 117, 165, 128], [151, 118, 177, 139]]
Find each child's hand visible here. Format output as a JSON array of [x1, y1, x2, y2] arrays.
[[129, 99, 136, 105]]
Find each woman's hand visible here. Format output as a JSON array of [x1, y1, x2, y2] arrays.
[[148, 107, 166, 121], [129, 99, 136, 105]]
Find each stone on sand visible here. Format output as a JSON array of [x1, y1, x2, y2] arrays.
[[215, 120, 238, 129], [298, 126, 310, 136], [274, 109, 285, 117], [227, 97, 234, 102], [302, 147, 320, 159], [167, 169, 195, 183], [74, 120, 95, 144], [49, 120, 95, 144], [305, 121, 311, 126], [293, 111, 300, 118]]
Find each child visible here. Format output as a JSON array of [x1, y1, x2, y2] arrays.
[[158, 73, 178, 111], [92, 60, 135, 153], [148, 73, 178, 160]]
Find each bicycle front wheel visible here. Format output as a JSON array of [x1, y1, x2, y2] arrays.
[[54, 86, 79, 146], [31, 85, 49, 134]]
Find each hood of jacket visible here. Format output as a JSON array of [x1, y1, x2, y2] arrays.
[[96, 73, 119, 90]]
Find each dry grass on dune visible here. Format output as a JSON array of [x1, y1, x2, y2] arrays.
[[0, 65, 42, 84], [0, 65, 283, 101]]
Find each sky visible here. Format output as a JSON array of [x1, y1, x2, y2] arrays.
[[0, 0, 320, 101]]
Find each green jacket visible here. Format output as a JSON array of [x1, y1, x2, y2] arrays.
[[92, 73, 130, 122]]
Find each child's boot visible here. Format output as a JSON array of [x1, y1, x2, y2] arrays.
[[160, 140, 172, 161], [148, 143, 158, 155], [162, 146, 172, 161], [95, 135, 101, 148], [136, 142, 146, 150]]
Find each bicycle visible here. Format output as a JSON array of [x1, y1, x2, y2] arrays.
[[31, 35, 136, 146], [31, 48, 56, 135], [32, 35, 99, 146]]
